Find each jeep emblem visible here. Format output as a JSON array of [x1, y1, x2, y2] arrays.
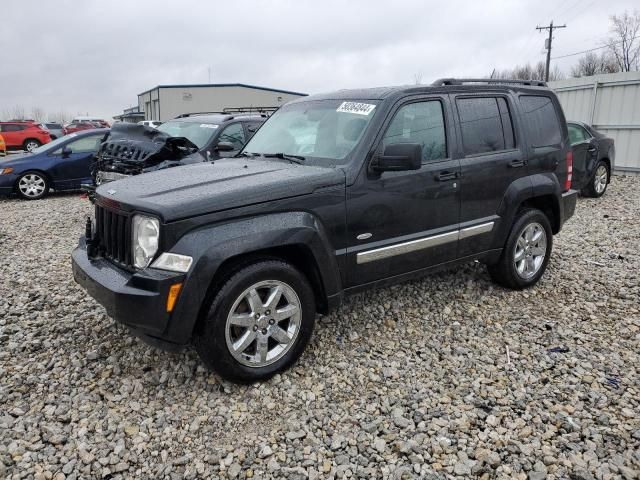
[[107, 189, 116, 195]]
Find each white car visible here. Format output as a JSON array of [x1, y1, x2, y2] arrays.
[[138, 120, 162, 128]]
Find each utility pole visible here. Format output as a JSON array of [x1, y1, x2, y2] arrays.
[[536, 21, 566, 82]]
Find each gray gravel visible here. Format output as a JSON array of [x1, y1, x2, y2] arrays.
[[1, 178, 639, 480]]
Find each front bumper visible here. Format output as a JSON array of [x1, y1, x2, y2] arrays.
[[71, 238, 187, 350], [0, 172, 17, 195]]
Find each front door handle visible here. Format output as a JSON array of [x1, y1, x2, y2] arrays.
[[436, 171, 458, 181], [509, 159, 527, 168]]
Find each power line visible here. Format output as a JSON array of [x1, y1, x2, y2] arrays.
[[551, 34, 640, 59], [536, 21, 567, 81]]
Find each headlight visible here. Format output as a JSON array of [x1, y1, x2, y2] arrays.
[[0, 167, 14, 175], [132, 215, 159, 269]]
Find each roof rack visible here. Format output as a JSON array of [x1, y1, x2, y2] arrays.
[[432, 78, 547, 87], [175, 107, 279, 119]]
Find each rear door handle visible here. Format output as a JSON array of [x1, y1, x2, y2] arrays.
[[436, 171, 458, 181], [509, 159, 527, 168]]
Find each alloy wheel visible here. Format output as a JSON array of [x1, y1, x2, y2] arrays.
[[225, 280, 302, 368], [25, 141, 40, 152], [594, 165, 608, 195], [513, 222, 547, 280]]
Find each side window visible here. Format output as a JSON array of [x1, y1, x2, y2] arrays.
[[245, 122, 261, 140], [66, 135, 102, 153], [382, 101, 446, 163], [520, 95, 562, 147], [2, 124, 23, 132], [218, 123, 246, 150], [568, 124, 589, 145], [456, 97, 510, 155]]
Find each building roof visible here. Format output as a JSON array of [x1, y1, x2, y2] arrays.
[[138, 83, 307, 97]]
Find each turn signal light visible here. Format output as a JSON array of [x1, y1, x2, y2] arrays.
[[166, 283, 183, 313], [564, 150, 573, 192]]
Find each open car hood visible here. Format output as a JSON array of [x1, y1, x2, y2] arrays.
[[93, 123, 203, 178]]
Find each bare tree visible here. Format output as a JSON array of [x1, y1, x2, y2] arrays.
[[413, 72, 423, 85], [571, 51, 620, 77], [607, 10, 640, 72], [494, 61, 564, 81], [31, 106, 45, 122], [9, 105, 26, 120]]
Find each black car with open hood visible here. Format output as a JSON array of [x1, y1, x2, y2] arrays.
[[92, 112, 268, 185]]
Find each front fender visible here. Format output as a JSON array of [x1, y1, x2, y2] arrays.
[[162, 211, 341, 343]]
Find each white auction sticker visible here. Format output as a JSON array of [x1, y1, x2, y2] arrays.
[[336, 102, 376, 115], [200, 124, 219, 128]]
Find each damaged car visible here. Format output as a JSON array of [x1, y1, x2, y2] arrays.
[[92, 112, 266, 185]]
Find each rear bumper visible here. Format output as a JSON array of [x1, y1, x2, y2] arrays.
[[71, 238, 187, 350], [560, 189, 578, 227]]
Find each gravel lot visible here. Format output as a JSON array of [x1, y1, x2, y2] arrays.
[[1, 177, 639, 480]]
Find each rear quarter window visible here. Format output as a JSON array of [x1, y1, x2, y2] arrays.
[[520, 95, 562, 147]]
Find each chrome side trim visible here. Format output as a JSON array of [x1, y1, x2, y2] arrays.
[[355, 221, 495, 265], [357, 231, 458, 264], [458, 221, 494, 240]]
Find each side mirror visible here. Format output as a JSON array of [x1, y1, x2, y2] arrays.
[[61, 146, 72, 158], [373, 143, 422, 172], [215, 141, 235, 152]]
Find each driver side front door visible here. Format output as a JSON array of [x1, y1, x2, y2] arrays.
[[49, 134, 103, 189]]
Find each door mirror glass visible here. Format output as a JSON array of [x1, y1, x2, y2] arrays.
[[374, 143, 422, 172], [61, 146, 72, 158], [215, 141, 235, 152]]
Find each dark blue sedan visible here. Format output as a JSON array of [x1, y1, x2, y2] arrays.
[[0, 129, 108, 200]]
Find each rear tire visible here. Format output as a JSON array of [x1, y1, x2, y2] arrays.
[[23, 139, 41, 152], [581, 160, 609, 198], [16, 171, 50, 200], [194, 260, 316, 383], [487, 209, 553, 289]]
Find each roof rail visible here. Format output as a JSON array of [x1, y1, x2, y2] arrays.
[[432, 78, 548, 87], [175, 107, 279, 119], [174, 111, 227, 118]]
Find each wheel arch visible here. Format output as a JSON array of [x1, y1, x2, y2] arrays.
[[162, 212, 343, 344], [13, 169, 52, 193]]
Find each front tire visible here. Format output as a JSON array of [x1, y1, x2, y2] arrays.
[[16, 171, 50, 200], [581, 160, 609, 198], [488, 209, 553, 289], [194, 260, 316, 383], [23, 139, 41, 152]]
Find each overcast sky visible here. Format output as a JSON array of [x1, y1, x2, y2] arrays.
[[1, 0, 637, 120]]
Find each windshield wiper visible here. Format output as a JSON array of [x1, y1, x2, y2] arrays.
[[262, 152, 306, 164], [239, 151, 259, 157]]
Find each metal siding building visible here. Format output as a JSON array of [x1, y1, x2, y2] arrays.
[[549, 72, 640, 173], [138, 84, 307, 122]]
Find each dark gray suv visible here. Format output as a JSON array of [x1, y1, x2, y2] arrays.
[[73, 79, 577, 382]]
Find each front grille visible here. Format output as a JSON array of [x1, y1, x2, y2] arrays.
[[95, 204, 131, 265]]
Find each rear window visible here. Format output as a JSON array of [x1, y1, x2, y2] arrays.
[[520, 95, 562, 147], [456, 97, 515, 155]]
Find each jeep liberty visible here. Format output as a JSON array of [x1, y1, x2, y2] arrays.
[[72, 78, 577, 382]]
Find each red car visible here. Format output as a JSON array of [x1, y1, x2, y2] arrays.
[[63, 122, 97, 135], [0, 122, 51, 152]]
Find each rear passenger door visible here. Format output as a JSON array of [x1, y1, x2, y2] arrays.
[[453, 95, 526, 257]]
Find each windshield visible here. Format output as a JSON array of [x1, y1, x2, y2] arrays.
[[242, 99, 379, 164], [156, 121, 218, 149]]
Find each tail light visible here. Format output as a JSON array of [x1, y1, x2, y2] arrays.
[[564, 150, 573, 192]]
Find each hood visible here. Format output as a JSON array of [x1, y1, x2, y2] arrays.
[[94, 123, 201, 176], [95, 158, 345, 221], [0, 152, 32, 166]]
